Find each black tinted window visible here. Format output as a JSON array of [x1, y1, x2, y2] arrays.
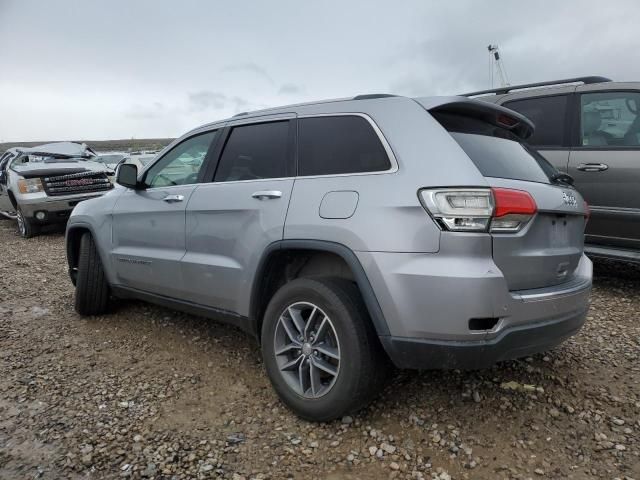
[[298, 116, 391, 176], [215, 121, 291, 182], [452, 133, 551, 184], [504, 95, 567, 147]]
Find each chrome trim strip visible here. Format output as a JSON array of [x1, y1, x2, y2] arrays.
[[512, 277, 592, 302]]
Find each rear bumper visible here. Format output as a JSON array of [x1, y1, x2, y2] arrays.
[[379, 306, 587, 369], [357, 247, 592, 369]]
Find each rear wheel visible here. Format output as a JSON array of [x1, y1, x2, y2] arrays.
[[16, 207, 38, 238], [75, 232, 110, 316], [261, 277, 390, 421]]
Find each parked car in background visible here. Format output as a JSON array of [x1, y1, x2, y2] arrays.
[[466, 76, 640, 263], [0, 142, 114, 237], [66, 94, 591, 420], [92, 152, 129, 170], [125, 153, 156, 171], [91, 152, 158, 172]]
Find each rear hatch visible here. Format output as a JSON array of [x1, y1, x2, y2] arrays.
[[426, 99, 588, 291]]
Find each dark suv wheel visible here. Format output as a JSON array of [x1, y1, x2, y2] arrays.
[[75, 232, 110, 316], [261, 277, 390, 421]]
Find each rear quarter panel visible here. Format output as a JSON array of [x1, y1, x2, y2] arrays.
[[284, 97, 489, 253]]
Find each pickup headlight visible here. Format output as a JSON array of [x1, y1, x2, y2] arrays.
[[18, 178, 45, 194]]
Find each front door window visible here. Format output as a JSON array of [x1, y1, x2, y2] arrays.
[[580, 92, 640, 147], [145, 130, 218, 187]]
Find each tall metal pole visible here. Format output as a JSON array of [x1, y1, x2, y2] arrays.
[[488, 45, 510, 87]]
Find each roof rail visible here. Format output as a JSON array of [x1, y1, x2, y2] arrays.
[[461, 76, 612, 97], [352, 93, 398, 100], [232, 111, 249, 117]]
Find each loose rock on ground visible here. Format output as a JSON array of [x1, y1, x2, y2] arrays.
[[0, 221, 638, 479]]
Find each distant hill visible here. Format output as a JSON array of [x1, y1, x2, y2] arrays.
[[0, 138, 175, 154]]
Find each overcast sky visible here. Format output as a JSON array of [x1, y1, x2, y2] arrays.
[[1, 0, 639, 142]]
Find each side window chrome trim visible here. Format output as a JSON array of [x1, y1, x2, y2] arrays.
[[199, 177, 295, 185], [227, 112, 296, 127], [296, 112, 399, 178]]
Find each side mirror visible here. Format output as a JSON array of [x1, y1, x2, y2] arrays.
[[116, 163, 140, 189]]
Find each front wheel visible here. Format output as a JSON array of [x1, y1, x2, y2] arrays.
[[16, 207, 38, 238], [261, 277, 390, 421], [75, 232, 110, 316]]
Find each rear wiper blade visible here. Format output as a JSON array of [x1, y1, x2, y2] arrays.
[[550, 171, 574, 186]]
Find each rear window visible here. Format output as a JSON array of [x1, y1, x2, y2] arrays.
[[298, 116, 391, 176], [433, 111, 555, 183], [452, 133, 552, 184]]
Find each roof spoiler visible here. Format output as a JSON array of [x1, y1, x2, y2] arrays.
[[426, 98, 535, 139], [461, 76, 612, 97]]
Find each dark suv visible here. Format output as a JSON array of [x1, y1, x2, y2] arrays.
[[466, 76, 640, 263]]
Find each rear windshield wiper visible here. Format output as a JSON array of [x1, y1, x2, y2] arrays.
[[550, 171, 574, 186]]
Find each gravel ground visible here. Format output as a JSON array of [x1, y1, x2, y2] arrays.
[[0, 220, 638, 480]]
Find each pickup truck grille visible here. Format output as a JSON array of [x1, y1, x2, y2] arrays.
[[42, 171, 113, 197]]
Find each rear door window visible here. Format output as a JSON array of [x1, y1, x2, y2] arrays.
[[297, 116, 391, 176], [503, 95, 568, 147], [215, 121, 293, 182]]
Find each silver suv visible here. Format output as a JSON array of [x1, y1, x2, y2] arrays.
[[66, 95, 592, 420], [465, 76, 640, 263]]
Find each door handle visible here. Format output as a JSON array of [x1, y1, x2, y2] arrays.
[[252, 190, 282, 200], [577, 163, 609, 172], [163, 194, 184, 203]]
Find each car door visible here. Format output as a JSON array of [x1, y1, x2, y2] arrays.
[[181, 115, 296, 318], [568, 88, 640, 249], [500, 91, 573, 172], [110, 129, 221, 297]]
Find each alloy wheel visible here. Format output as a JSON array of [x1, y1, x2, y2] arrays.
[[273, 302, 340, 398]]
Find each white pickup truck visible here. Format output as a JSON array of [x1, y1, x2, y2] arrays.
[[0, 142, 114, 237]]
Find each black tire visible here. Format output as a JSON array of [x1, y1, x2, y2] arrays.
[[75, 232, 110, 316], [261, 277, 390, 421], [16, 207, 38, 238]]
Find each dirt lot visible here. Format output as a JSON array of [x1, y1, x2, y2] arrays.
[[0, 220, 638, 480]]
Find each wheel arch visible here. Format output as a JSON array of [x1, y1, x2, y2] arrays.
[[249, 240, 390, 339], [66, 223, 106, 285]]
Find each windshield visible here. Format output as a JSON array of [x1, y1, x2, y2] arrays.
[[11, 154, 90, 169]]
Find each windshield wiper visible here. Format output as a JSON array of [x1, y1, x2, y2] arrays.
[[550, 171, 574, 186]]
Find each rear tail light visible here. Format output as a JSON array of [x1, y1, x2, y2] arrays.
[[420, 189, 493, 232], [490, 187, 537, 233], [419, 187, 537, 233]]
